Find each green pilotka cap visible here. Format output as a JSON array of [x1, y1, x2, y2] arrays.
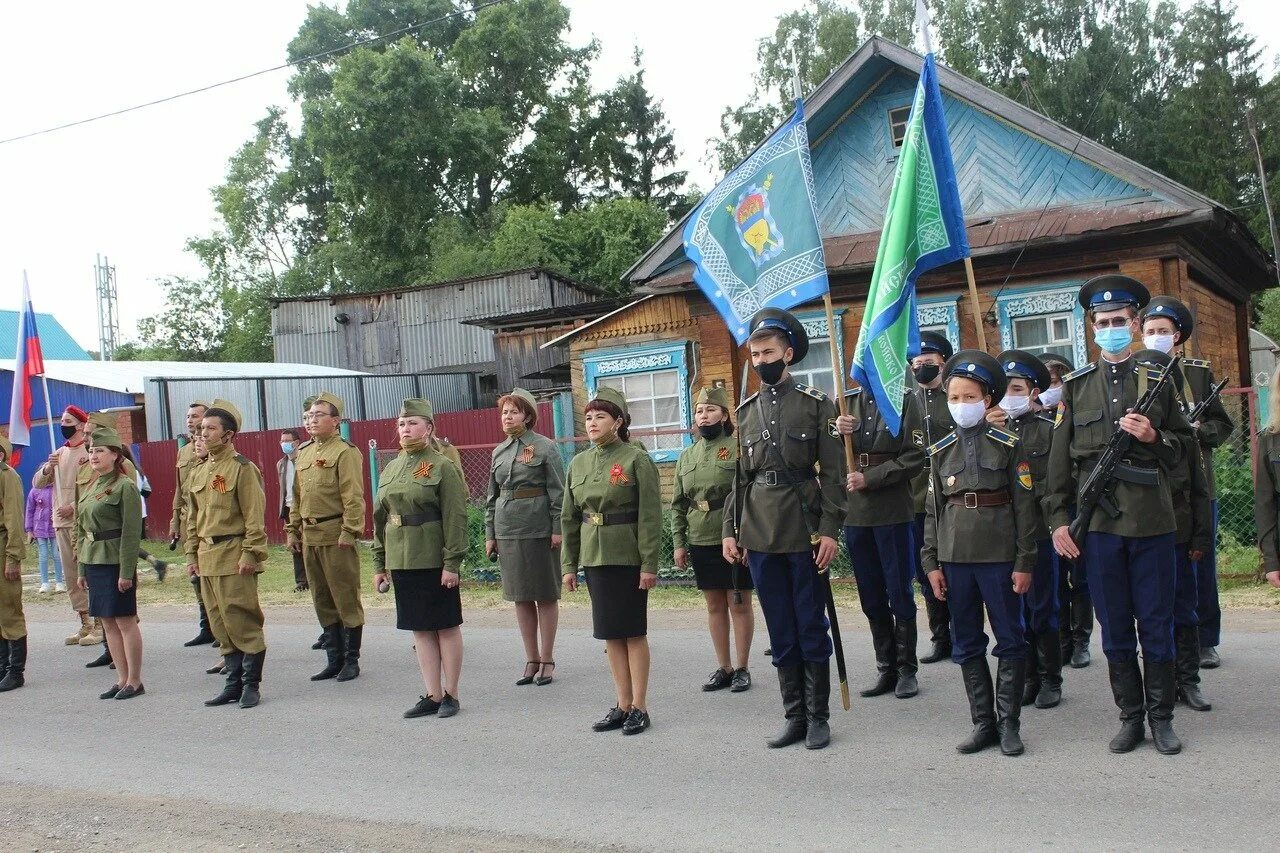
[[89, 428, 126, 451], [302, 395, 318, 413], [695, 386, 731, 410], [312, 391, 344, 418], [87, 411, 116, 432], [510, 387, 537, 409], [207, 398, 244, 432], [0, 433, 11, 461], [591, 386, 629, 417], [399, 398, 434, 421]]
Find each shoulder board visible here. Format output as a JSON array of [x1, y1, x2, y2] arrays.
[[1182, 358, 1210, 370], [339, 437, 355, 448], [1062, 363, 1096, 382], [736, 392, 759, 410], [233, 454, 250, 466], [1141, 364, 1165, 381], [985, 426, 1019, 447], [795, 383, 828, 401], [441, 438, 453, 446], [297, 439, 313, 450], [1035, 411, 1057, 424], [925, 432, 958, 457], [844, 387, 862, 397]]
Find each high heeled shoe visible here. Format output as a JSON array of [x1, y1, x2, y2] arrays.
[[516, 661, 538, 686], [535, 661, 556, 686]]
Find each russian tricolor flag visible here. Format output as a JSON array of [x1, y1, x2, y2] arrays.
[[7, 273, 46, 466]]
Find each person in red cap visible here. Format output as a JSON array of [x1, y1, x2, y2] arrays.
[[33, 405, 98, 647]]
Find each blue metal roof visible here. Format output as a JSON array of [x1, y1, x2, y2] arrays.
[[0, 310, 91, 360]]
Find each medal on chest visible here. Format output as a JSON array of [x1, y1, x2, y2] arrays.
[[413, 460, 433, 479], [716, 446, 730, 461], [519, 445, 535, 464], [610, 463, 630, 486], [315, 458, 328, 468], [211, 474, 229, 493]]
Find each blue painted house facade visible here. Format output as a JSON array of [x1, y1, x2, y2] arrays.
[[559, 37, 1271, 476]]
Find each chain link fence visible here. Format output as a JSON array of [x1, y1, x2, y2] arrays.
[[1212, 388, 1263, 578]]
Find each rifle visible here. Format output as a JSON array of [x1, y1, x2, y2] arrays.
[[1187, 376, 1229, 426], [1068, 356, 1181, 547]]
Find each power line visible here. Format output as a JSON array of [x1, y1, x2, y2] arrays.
[[0, 0, 509, 147]]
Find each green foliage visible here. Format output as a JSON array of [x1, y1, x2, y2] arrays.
[[1214, 444, 1257, 548]]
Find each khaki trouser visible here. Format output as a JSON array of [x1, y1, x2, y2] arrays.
[[0, 575, 25, 640], [304, 544, 364, 628], [201, 574, 266, 654], [56, 526, 88, 612]]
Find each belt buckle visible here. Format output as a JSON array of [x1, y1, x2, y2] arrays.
[[695, 500, 710, 512], [586, 513, 604, 526], [857, 453, 870, 468], [763, 470, 779, 486], [86, 531, 96, 542], [389, 514, 402, 527], [964, 492, 978, 509]]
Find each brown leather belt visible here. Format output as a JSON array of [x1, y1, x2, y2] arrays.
[[693, 497, 726, 513], [947, 489, 1012, 508], [303, 513, 343, 526], [856, 452, 895, 469], [578, 510, 638, 526], [500, 487, 547, 499]]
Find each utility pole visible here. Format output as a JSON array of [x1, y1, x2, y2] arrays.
[[1247, 109, 1280, 288], [95, 253, 119, 361]]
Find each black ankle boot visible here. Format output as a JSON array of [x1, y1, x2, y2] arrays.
[[336, 625, 362, 682], [1145, 659, 1182, 755], [86, 639, 112, 668], [310, 624, 344, 681], [766, 665, 807, 748], [1034, 631, 1063, 709], [803, 660, 831, 749], [1175, 625, 1211, 712], [995, 656, 1027, 756], [893, 620, 919, 699], [1107, 656, 1145, 753], [860, 615, 898, 697], [205, 652, 244, 706], [956, 657, 997, 754], [239, 651, 265, 708], [0, 636, 25, 691]]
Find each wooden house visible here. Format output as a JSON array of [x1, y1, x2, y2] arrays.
[[554, 36, 1273, 473]]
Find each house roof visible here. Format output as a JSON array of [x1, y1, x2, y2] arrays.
[[0, 311, 91, 360], [269, 267, 602, 305], [462, 297, 632, 331], [627, 36, 1271, 290], [0, 360, 367, 395]]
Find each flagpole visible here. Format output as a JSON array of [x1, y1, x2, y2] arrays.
[[963, 257, 988, 351]]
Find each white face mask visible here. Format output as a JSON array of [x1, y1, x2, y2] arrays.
[[1038, 385, 1063, 409], [999, 395, 1031, 420], [1143, 333, 1176, 354], [948, 400, 987, 429]]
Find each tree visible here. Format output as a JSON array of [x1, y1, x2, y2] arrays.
[[126, 276, 229, 362]]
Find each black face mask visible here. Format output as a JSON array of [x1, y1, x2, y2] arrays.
[[912, 363, 940, 385], [698, 422, 724, 440], [754, 359, 787, 386], [60, 424, 78, 440]]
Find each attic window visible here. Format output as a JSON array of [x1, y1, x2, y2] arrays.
[[888, 105, 912, 148]]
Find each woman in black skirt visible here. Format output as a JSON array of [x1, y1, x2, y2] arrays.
[[561, 387, 662, 735], [76, 429, 145, 699], [672, 387, 753, 692], [373, 398, 469, 719]]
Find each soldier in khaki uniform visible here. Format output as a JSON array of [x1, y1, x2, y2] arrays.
[[0, 435, 28, 692], [171, 401, 216, 648], [185, 400, 269, 709], [32, 404, 94, 646], [672, 386, 753, 693], [288, 391, 367, 682], [921, 351, 1037, 757]]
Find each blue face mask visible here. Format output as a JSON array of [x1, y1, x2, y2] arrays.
[[1094, 326, 1133, 355], [281, 442, 295, 455]]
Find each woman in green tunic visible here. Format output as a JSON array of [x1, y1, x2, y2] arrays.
[[1254, 365, 1280, 591], [76, 429, 145, 700], [373, 399, 469, 719], [561, 387, 662, 736], [672, 387, 754, 693], [485, 388, 565, 687]]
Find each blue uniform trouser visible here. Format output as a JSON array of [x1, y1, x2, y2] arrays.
[[1084, 531, 1176, 664], [844, 522, 917, 623], [1174, 542, 1199, 628], [747, 550, 832, 668], [1023, 539, 1060, 636], [913, 513, 949, 639], [1194, 500, 1221, 647], [942, 562, 1028, 664]]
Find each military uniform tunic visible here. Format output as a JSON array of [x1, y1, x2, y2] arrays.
[[1254, 430, 1280, 575], [287, 433, 366, 628], [909, 382, 954, 648], [184, 443, 269, 654], [374, 447, 469, 573], [169, 440, 200, 543], [0, 464, 25, 641], [485, 430, 565, 602], [671, 433, 738, 548], [1005, 409, 1062, 641], [33, 439, 90, 612], [76, 474, 143, 579]]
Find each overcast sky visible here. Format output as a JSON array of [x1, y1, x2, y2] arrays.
[[2, 0, 1278, 354]]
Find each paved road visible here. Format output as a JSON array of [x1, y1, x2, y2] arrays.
[[3, 605, 1278, 850]]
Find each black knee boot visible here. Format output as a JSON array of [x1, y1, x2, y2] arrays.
[[860, 615, 898, 697], [766, 665, 807, 748], [1070, 591, 1093, 668], [311, 624, 344, 680], [803, 660, 831, 750], [1035, 631, 1063, 708], [1022, 629, 1042, 706], [205, 651, 244, 706], [1175, 625, 1211, 711], [995, 656, 1027, 756], [185, 577, 215, 646], [1107, 655, 1145, 753], [0, 637, 24, 691], [336, 625, 362, 682], [893, 619, 918, 698], [919, 595, 951, 664], [1145, 659, 1182, 755], [0, 638, 9, 683], [956, 657, 997, 753], [240, 651, 265, 708]]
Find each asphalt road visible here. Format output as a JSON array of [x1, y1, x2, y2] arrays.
[[3, 605, 1278, 851]]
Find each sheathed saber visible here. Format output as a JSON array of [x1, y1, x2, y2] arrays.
[[818, 559, 851, 710]]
